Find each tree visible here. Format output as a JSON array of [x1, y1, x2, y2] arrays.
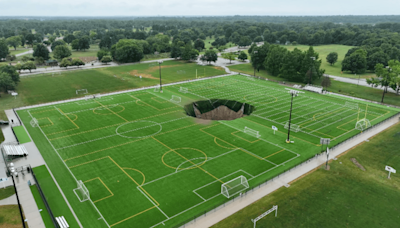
[[253, 36, 263, 42], [223, 52, 236, 64], [63, 34, 76, 45], [194, 39, 205, 51], [59, 58, 72, 68], [367, 60, 400, 102], [366, 51, 388, 71], [101, 56, 112, 65], [71, 58, 85, 68], [265, 45, 287, 76], [79, 36, 90, 51], [238, 36, 252, 47], [342, 49, 367, 74], [51, 40, 67, 52], [71, 39, 80, 51], [204, 49, 218, 64], [182, 44, 199, 61], [326, 52, 338, 65], [6, 36, 21, 50], [15, 63, 22, 73], [0, 65, 19, 84], [321, 75, 332, 90], [53, 45, 72, 60], [21, 55, 31, 62], [6, 55, 16, 61], [33, 44, 50, 60], [22, 61, 36, 73], [0, 39, 9, 59], [25, 34, 35, 46], [114, 39, 144, 63], [97, 50, 109, 61], [238, 51, 248, 61], [0, 73, 15, 92]]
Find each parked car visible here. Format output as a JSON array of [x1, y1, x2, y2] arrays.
[[0, 120, 9, 125]]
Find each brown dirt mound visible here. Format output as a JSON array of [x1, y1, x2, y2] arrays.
[[350, 158, 366, 171], [78, 56, 97, 63], [195, 105, 244, 121]]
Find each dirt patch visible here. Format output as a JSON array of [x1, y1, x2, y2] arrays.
[[212, 66, 223, 70], [194, 118, 213, 125], [350, 158, 366, 171], [129, 70, 157, 79], [147, 64, 184, 72], [78, 56, 97, 63]]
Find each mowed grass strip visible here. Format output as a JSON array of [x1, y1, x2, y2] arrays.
[[12, 126, 31, 144], [30, 184, 53, 227], [212, 122, 400, 228]]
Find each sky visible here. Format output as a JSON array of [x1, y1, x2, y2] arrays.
[[1, 0, 400, 16]]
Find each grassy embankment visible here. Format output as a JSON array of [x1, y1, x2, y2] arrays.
[[213, 121, 400, 228]]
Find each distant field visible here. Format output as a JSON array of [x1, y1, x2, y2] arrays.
[[9, 47, 30, 55], [213, 121, 400, 228], [18, 74, 397, 228]]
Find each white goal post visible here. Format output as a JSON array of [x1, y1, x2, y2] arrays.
[[76, 89, 88, 95], [221, 175, 249, 198], [244, 127, 261, 138], [154, 85, 160, 92], [30, 118, 39, 127], [251, 205, 278, 228], [76, 180, 90, 202], [179, 87, 188, 93], [355, 118, 371, 131], [170, 95, 181, 104], [284, 122, 300, 133], [345, 101, 359, 110]]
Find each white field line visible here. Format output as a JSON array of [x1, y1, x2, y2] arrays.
[[192, 190, 207, 201], [27, 110, 106, 228], [278, 102, 338, 122], [302, 108, 356, 130], [308, 112, 358, 134], [56, 116, 189, 150], [136, 187, 170, 219], [175, 157, 207, 173]]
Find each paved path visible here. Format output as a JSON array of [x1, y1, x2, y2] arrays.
[[15, 49, 33, 57], [0, 194, 17, 205], [183, 113, 400, 228], [326, 74, 398, 93]]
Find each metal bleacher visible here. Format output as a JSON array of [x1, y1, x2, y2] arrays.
[[2, 144, 28, 156]]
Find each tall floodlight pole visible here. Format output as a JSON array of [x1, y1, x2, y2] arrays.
[[309, 57, 316, 85], [253, 51, 258, 76], [158, 60, 163, 93], [286, 90, 300, 143]]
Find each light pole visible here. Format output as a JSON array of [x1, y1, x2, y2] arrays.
[[253, 51, 258, 76], [308, 57, 316, 85], [286, 90, 300, 143], [158, 60, 163, 93]]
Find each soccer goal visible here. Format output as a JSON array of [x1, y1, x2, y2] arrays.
[[85, 95, 94, 100], [284, 122, 300, 132], [76, 180, 90, 202], [154, 85, 160, 92], [170, 95, 181, 104], [221, 175, 249, 198], [345, 101, 359, 110], [244, 127, 261, 138], [179, 87, 188, 93], [30, 118, 39, 127], [76, 89, 88, 95], [93, 93, 101, 99], [355, 118, 371, 131]]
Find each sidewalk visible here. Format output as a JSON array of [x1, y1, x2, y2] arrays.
[[183, 113, 400, 228], [0, 194, 17, 205]]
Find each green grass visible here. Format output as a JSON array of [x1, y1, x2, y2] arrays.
[[9, 47, 30, 56], [213, 121, 400, 228], [0, 186, 15, 200], [17, 74, 398, 228], [0, 205, 24, 228], [30, 184, 53, 227], [0, 60, 225, 120], [227, 63, 400, 106], [32, 165, 80, 228], [12, 126, 31, 144]]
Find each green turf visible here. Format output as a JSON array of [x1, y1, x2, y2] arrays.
[[32, 165, 80, 228], [0, 60, 225, 120], [16, 74, 398, 228], [0, 186, 15, 200], [212, 121, 400, 228], [30, 184, 53, 227], [12, 126, 31, 144]]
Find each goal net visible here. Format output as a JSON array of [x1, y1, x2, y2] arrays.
[[345, 101, 359, 110], [85, 95, 94, 100], [179, 87, 188, 93], [221, 175, 249, 198], [154, 85, 160, 92], [244, 127, 260, 138], [30, 118, 39, 128], [76, 89, 88, 95], [170, 95, 181, 104], [355, 118, 371, 131], [77, 180, 90, 202], [284, 122, 300, 133]]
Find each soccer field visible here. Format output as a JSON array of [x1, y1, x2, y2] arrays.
[[17, 74, 398, 228]]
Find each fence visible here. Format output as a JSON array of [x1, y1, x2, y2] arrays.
[[30, 165, 60, 228], [175, 111, 400, 228]]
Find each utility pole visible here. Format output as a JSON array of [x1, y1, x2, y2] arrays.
[[286, 90, 300, 143]]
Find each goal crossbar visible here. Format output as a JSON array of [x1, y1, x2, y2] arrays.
[[284, 122, 300, 133], [30, 118, 39, 128], [221, 175, 249, 198], [244, 127, 260, 138], [355, 118, 371, 131], [170, 95, 181, 104]]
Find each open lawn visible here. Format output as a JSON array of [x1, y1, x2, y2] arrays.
[[227, 63, 400, 107], [0, 60, 226, 120], [0, 205, 24, 228], [0, 186, 14, 200], [213, 121, 400, 228], [9, 47, 30, 56], [17, 74, 397, 228], [12, 126, 31, 144]]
